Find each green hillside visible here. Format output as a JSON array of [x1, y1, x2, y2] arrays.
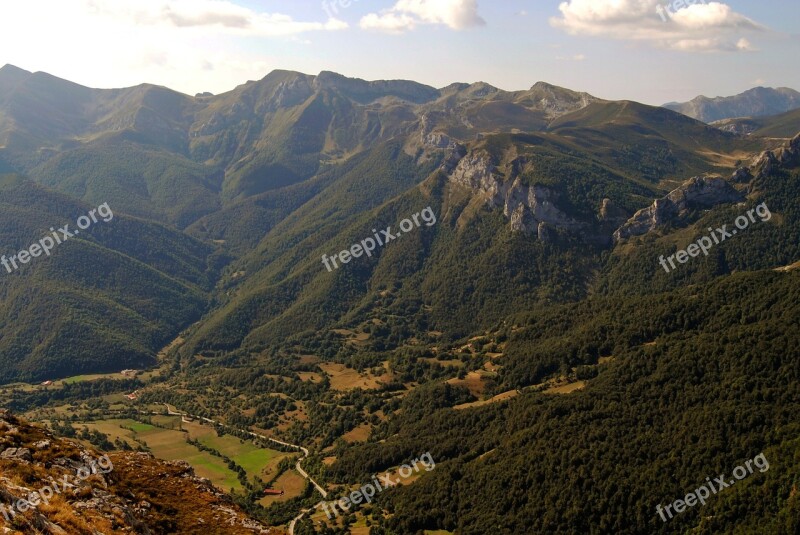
[[0, 176, 215, 382], [333, 269, 800, 534], [178, 108, 762, 357], [753, 108, 800, 138], [321, 140, 800, 535]]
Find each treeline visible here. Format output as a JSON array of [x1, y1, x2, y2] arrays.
[[5, 378, 143, 413]]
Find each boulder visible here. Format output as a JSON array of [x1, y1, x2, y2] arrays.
[[1, 448, 33, 462]]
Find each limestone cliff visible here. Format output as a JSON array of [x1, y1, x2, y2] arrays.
[[613, 133, 800, 242], [446, 150, 584, 238], [613, 176, 744, 242]]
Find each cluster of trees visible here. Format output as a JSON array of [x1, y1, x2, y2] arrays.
[[76, 426, 115, 451], [5, 379, 142, 413], [325, 267, 800, 534]]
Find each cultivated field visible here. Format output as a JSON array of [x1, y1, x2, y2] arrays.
[[258, 469, 307, 506], [72, 417, 291, 493]]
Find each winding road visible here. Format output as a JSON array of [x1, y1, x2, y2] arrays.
[[162, 404, 327, 534]]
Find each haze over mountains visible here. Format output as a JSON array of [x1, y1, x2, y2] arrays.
[[663, 86, 800, 123], [1, 64, 799, 534]]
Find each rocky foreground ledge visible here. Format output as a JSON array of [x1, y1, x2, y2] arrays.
[[0, 409, 275, 535]]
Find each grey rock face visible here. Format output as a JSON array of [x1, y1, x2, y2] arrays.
[[730, 167, 753, 183], [424, 132, 456, 149], [1, 447, 33, 462], [613, 176, 744, 242], [447, 152, 583, 236], [613, 134, 800, 243]]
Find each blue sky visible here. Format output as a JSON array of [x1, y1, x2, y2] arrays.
[[1, 0, 798, 104]]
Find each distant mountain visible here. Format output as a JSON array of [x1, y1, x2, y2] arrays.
[[178, 99, 758, 357], [712, 107, 800, 138], [663, 86, 800, 123], [0, 65, 769, 378]]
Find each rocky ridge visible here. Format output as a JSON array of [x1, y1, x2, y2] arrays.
[[612, 176, 744, 243], [613, 133, 800, 242], [440, 131, 800, 245], [0, 410, 274, 535]]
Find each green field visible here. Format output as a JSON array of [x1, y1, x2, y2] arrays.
[[75, 417, 291, 492], [61, 373, 121, 384], [151, 414, 182, 429], [124, 421, 156, 433], [184, 420, 290, 483], [77, 419, 243, 492]]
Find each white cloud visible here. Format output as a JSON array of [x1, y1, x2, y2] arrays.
[[669, 3, 760, 31], [735, 37, 755, 51], [361, 0, 485, 34], [0, 0, 345, 95], [360, 13, 419, 34], [550, 0, 764, 53], [557, 53, 586, 61], [84, 0, 349, 36]]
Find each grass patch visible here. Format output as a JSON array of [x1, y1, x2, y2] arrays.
[[75, 419, 244, 493], [258, 470, 306, 506]]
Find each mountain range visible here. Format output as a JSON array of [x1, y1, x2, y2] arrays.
[[0, 63, 767, 378], [663, 86, 800, 123], [0, 65, 799, 534]]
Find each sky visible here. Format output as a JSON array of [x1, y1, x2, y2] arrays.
[[0, 0, 798, 105]]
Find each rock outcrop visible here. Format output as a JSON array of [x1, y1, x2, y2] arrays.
[[613, 133, 800, 243], [0, 447, 32, 462], [446, 151, 583, 236], [753, 132, 800, 173], [613, 176, 744, 242], [711, 118, 760, 136], [0, 410, 274, 534]]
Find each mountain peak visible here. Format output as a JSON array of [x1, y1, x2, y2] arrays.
[[663, 86, 800, 122], [0, 64, 32, 89], [527, 81, 592, 97], [530, 81, 558, 91], [1, 63, 31, 76]]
